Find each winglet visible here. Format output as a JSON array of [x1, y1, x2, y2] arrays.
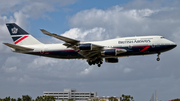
[[40, 29, 52, 36]]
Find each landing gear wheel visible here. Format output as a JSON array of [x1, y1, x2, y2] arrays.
[[157, 58, 160, 61], [156, 53, 161, 61], [87, 58, 103, 67], [88, 62, 92, 66]]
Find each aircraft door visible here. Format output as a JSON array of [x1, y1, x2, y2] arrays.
[[40, 45, 47, 54], [152, 44, 155, 48]]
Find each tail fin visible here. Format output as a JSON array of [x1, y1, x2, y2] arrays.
[[6, 23, 43, 45]]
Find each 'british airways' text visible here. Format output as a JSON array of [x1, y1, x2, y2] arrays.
[[118, 40, 151, 44]]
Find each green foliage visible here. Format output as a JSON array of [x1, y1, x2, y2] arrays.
[[68, 99, 75, 101], [22, 95, 31, 101], [0, 95, 55, 101], [100, 100, 106, 101], [171, 98, 180, 101], [108, 97, 118, 101], [0, 96, 11, 101], [88, 98, 99, 101], [35, 96, 55, 101], [11, 98, 16, 101], [121, 94, 134, 101], [17, 97, 22, 101]]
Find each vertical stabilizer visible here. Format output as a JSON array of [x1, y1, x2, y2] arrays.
[[6, 23, 43, 45]]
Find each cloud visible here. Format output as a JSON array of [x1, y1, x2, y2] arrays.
[[0, 0, 180, 101], [0, 0, 77, 17], [80, 67, 93, 75], [3, 66, 17, 73], [62, 27, 107, 41], [69, 5, 180, 40], [123, 67, 133, 73], [0, 0, 78, 37], [66, 4, 180, 101], [123, 0, 180, 10]]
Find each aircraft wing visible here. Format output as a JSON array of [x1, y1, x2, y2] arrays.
[[40, 29, 104, 58], [78, 50, 101, 58], [3, 43, 34, 50], [40, 29, 80, 47]]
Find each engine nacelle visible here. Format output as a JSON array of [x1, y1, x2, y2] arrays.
[[105, 58, 119, 63], [78, 43, 92, 50], [101, 49, 116, 56], [101, 49, 127, 56]]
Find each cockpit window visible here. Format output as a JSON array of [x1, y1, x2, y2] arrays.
[[161, 37, 165, 39]]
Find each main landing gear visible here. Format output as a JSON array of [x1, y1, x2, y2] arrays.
[[156, 53, 160, 61], [87, 58, 103, 67]]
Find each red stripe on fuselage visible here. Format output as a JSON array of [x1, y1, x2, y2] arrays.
[[140, 46, 150, 52], [14, 36, 28, 44]]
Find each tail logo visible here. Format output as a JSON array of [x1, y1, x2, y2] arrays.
[[11, 27, 18, 34]]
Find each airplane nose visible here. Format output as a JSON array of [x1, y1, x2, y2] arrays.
[[173, 44, 177, 48], [170, 43, 177, 49]]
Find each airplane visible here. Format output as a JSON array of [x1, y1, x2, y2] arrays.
[[3, 23, 177, 67]]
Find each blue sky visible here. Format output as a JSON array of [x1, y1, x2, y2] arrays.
[[0, 0, 180, 101], [29, 0, 133, 37]]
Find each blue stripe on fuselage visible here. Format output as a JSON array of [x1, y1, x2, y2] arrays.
[[26, 44, 176, 59], [27, 50, 84, 59]]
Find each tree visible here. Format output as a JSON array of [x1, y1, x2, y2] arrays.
[[22, 95, 31, 101], [17, 97, 22, 101], [4, 96, 11, 101], [35, 96, 43, 101], [68, 99, 75, 101], [100, 100, 106, 101], [108, 97, 118, 101], [88, 98, 99, 101], [121, 94, 134, 101], [35, 96, 55, 101], [171, 98, 180, 101], [44, 96, 55, 101], [11, 98, 16, 101]]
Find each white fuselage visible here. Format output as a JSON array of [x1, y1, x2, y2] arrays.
[[14, 36, 176, 59], [5, 23, 177, 67]]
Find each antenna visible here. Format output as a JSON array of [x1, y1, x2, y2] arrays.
[[150, 93, 154, 101], [155, 90, 158, 101]]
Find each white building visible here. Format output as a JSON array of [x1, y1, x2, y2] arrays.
[[43, 89, 97, 101]]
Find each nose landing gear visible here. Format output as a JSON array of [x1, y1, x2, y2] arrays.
[[156, 53, 160, 61]]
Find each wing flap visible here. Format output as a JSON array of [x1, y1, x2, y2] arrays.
[[3, 43, 34, 50], [91, 44, 104, 50], [78, 50, 100, 58]]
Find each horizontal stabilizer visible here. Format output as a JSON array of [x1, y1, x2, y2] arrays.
[[3, 43, 34, 50]]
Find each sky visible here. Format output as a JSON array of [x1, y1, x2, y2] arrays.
[[0, 0, 180, 101]]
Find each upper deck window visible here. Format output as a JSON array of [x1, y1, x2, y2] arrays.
[[125, 39, 137, 40], [140, 38, 153, 40], [161, 37, 165, 39]]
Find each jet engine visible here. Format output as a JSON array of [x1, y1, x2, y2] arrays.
[[105, 58, 119, 63], [101, 49, 126, 56], [78, 43, 92, 50]]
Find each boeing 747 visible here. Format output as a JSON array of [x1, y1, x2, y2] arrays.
[[3, 23, 177, 67]]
